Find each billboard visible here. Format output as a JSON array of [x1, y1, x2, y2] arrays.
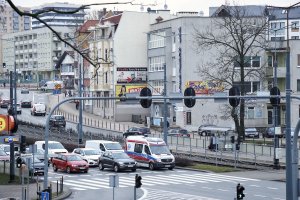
[[116, 67, 147, 84], [115, 84, 147, 99], [185, 81, 224, 95]]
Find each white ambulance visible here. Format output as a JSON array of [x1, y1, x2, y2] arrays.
[[125, 136, 175, 170]]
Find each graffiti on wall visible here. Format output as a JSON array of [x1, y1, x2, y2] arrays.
[[201, 114, 219, 125], [185, 81, 224, 95]]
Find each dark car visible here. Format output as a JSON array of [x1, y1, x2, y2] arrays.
[[49, 115, 66, 128], [17, 156, 45, 176], [168, 128, 190, 137], [21, 99, 32, 108], [0, 99, 10, 108], [98, 151, 137, 172], [123, 127, 150, 138], [264, 127, 285, 138]]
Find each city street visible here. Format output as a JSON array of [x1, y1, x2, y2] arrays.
[[45, 167, 285, 200]]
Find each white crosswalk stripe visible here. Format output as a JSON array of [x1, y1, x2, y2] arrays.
[[56, 173, 260, 191], [144, 188, 220, 200]]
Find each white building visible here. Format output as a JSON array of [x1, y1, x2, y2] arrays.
[[31, 2, 85, 29], [2, 27, 73, 83], [88, 10, 175, 121]]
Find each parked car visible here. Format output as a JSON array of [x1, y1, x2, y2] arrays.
[[123, 127, 150, 138], [52, 153, 89, 173], [72, 148, 101, 167], [20, 99, 32, 108], [26, 148, 47, 163], [263, 127, 284, 138], [198, 125, 217, 136], [0, 149, 9, 161], [245, 128, 259, 138], [98, 151, 137, 172], [21, 87, 29, 94], [17, 155, 45, 176], [49, 115, 66, 128], [7, 103, 22, 114], [168, 128, 190, 137], [0, 99, 10, 108]]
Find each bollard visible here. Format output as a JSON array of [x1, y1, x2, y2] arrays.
[[57, 180, 59, 196]]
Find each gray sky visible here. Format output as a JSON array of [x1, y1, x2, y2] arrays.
[[11, 0, 298, 16]]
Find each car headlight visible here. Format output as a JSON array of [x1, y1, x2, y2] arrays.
[[72, 164, 78, 167], [119, 162, 124, 165], [156, 158, 161, 162]]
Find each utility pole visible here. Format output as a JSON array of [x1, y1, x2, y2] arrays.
[[9, 71, 15, 182], [163, 63, 168, 144], [78, 54, 83, 145]]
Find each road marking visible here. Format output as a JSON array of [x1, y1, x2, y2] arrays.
[[267, 187, 278, 190], [217, 189, 229, 192], [249, 184, 260, 187], [254, 194, 268, 198]]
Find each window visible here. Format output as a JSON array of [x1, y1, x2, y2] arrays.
[[144, 145, 151, 155], [292, 36, 299, 40], [149, 31, 166, 49], [246, 107, 255, 119], [234, 56, 261, 68], [149, 56, 165, 72], [291, 21, 299, 32], [134, 144, 143, 153], [186, 112, 191, 125], [297, 79, 300, 92], [99, 144, 105, 151], [233, 81, 260, 93], [268, 56, 273, 67]]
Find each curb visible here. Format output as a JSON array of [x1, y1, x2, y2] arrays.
[[53, 187, 72, 200]]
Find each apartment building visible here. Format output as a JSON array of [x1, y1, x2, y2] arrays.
[[2, 27, 73, 83], [88, 10, 175, 121], [31, 2, 85, 29]]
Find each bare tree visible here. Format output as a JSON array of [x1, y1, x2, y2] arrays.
[[193, 5, 269, 141]]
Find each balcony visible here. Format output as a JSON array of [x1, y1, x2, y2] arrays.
[[53, 47, 62, 51], [266, 40, 287, 52]]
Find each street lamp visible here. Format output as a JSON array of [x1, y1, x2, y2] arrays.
[[267, 2, 300, 199]]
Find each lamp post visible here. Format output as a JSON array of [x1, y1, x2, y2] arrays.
[[267, 2, 300, 199]]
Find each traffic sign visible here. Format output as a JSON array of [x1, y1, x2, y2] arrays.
[[41, 192, 49, 200], [7, 137, 13, 143]]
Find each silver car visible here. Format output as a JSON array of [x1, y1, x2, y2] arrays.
[[245, 128, 259, 138]]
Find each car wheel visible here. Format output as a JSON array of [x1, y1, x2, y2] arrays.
[[113, 164, 119, 172], [66, 166, 71, 174], [201, 131, 207, 136], [84, 170, 88, 173], [98, 162, 104, 170], [168, 166, 174, 170], [131, 168, 136, 172], [53, 164, 58, 172], [149, 162, 155, 170]]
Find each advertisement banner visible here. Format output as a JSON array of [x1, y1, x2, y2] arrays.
[[115, 84, 147, 99], [116, 67, 147, 84], [185, 81, 224, 95]]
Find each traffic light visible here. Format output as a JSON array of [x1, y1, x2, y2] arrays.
[[140, 87, 152, 108], [230, 136, 235, 144], [236, 183, 245, 199], [20, 135, 26, 154], [184, 87, 196, 108], [135, 174, 142, 188], [16, 156, 22, 168], [270, 86, 280, 106], [229, 86, 240, 107]]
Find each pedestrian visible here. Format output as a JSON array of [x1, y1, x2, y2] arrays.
[[64, 90, 67, 97], [3, 82, 5, 88], [68, 90, 72, 97], [75, 101, 79, 110]]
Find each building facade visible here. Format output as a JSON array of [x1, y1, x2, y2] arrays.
[[31, 2, 85, 29], [2, 27, 73, 83]]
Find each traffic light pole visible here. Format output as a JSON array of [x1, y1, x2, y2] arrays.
[[9, 71, 15, 182], [163, 63, 168, 144]]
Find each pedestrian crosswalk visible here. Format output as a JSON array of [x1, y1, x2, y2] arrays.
[[49, 172, 260, 191], [143, 188, 220, 200]]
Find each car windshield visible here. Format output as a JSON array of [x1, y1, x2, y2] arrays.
[[48, 143, 65, 149], [67, 155, 82, 161], [105, 143, 122, 150], [0, 150, 7, 156], [139, 128, 149, 133], [84, 149, 100, 155], [246, 128, 256, 132], [36, 149, 44, 155], [55, 116, 65, 120], [150, 145, 171, 155], [112, 152, 130, 159], [179, 129, 188, 134]]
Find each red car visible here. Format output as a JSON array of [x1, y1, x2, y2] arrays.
[[52, 153, 89, 173]]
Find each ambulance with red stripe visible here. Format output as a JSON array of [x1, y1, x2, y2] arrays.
[[125, 136, 175, 170]]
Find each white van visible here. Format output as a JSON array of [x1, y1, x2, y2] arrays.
[[41, 81, 64, 91], [85, 140, 124, 154], [35, 141, 68, 157], [125, 136, 175, 170], [31, 103, 46, 116]]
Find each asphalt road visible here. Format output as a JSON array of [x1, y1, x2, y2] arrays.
[[45, 167, 285, 200]]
